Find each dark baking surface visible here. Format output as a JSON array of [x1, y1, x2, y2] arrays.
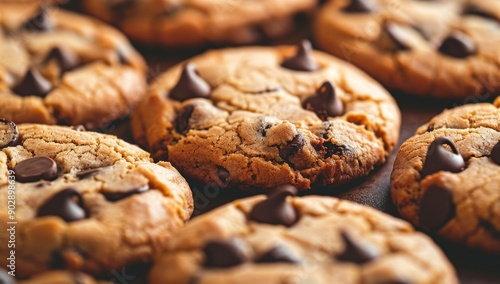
[[60, 3, 500, 282]]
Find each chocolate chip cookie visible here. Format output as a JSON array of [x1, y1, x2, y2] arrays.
[[149, 186, 457, 284], [391, 97, 500, 253], [131, 41, 401, 190], [314, 0, 500, 99], [82, 0, 316, 47], [0, 121, 193, 278], [0, 2, 146, 129]]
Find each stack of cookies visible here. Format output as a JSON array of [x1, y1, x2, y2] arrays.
[[1, 0, 499, 283]]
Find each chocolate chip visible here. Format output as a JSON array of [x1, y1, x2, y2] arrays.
[[0, 119, 20, 149], [279, 134, 306, 160], [44, 46, 79, 72], [102, 185, 149, 202], [324, 143, 352, 158], [421, 137, 465, 177], [419, 185, 454, 230], [281, 40, 318, 72], [343, 0, 376, 13], [22, 5, 53, 32], [249, 185, 298, 227], [175, 104, 196, 134], [0, 268, 16, 284], [384, 22, 411, 51], [203, 239, 246, 268], [169, 63, 211, 101], [303, 81, 344, 119], [12, 67, 53, 97], [37, 188, 88, 222], [71, 125, 86, 131], [14, 157, 58, 183], [491, 141, 500, 165], [438, 31, 476, 58], [337, 231, 379, 264], [463, 4, 498, 21], [217, 166, 230, 184], [76, 167, 105, 179], [255, 245, 300, 264]]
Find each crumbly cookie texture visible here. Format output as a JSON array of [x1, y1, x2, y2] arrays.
[[391, 97, 500, 254], [131, 43, 401, 190], [314, 0, 500, 99], [82, 0, 316, 47], [0, 2, 146, 129], [149, 189, 457, 284], [0, 123, 193, 278]]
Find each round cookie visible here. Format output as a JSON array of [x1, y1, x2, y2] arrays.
[[149, 186, 457, 284], [131, 41, 401, 190], [314, 0, 500, 99], [391, 97, 500, 253], [0, 122, 193, 278], [82, 0, 316, 47], [0, 2, 146, 129]]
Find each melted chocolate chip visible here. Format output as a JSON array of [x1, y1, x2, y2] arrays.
[[37, 188, 88, 222], [22, 5, 53, 32], [12, 67, 53, 97], [419, 185, 455, 230], [303, 81, 344, 119], [0, 268, 16, 284], [175, 104, 196, 134], [422, 137, 465, 177], [491, 141, 500, 165], [102, 185, 149, 202], [76, 167, 106, 179], [343, 0, 376, 13], [384, 22, 411, 51], [337, 231, 379, 264], [0, 119, 20, 149], [203, 239, 246, 268], [44, 46, 79, 72], [325, 143, 351, 158], [14, 157, 58, 183], [110, 0, 136, 12], [279, 134, 306, 160], [169, 63, 211, 101], [438, 31, 476, 58], [249, 185, 298, 227], [281, 40, 318, 72], [255, 245, 300, 264], [463, 4, 498, 21]]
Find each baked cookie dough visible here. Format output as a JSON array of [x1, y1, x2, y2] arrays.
[[0, 1, 146, 129], [0, 122, 193, 278], [314, 0, 500, 99], [131, 41, 401, 190], [82, 0, 316, 47], [391, 97, 500, 253], [149, 186, 458, 284], [0, 268, 103, 284]]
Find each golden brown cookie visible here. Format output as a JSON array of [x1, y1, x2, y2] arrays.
[[0, 122, 193, 278], [82, 0, 316, 47], [314, 0, 500, 99], [391, 97, 500, 254], [150, 187, 458, 284], [131, 41, 401, 190], [0, 2, 146, 129]]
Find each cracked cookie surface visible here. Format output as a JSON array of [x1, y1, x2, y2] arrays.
[[0, 123, 193, 278], [131, 43, 401, 190], [82, 0, 316, 47], [0, 1, 146, 129], [314, 0, 500, 99], [391, 97, 500, 253], [149, 192, 457, 284]]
